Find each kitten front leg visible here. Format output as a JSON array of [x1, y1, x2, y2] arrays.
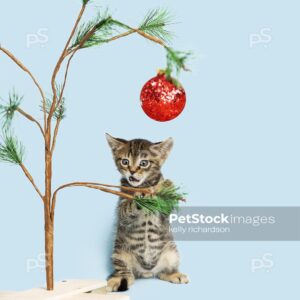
[[107, 250, 135, 292], [118, 198, 140, 220], [155, 242, 189, 284]]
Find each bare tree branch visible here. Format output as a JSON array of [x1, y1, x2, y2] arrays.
[[43, 5, 87, 235], [48, 4, 87, 129], [17, 108, 45, 137], [51, 119, 61, 154], [0, 46, 47, 131], [20, 163, 44, 201], [50, 52, 76, 154], [50, 182, 152, 220], [135, 29, 166, 46]]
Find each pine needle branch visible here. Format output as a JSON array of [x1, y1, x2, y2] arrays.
[[165, 47, 192, 79], [134, 183, 186, 215], [0, 90, 23, 128], [0, 90, 44, 137], [41, 84, 66, 120], [139, 8, 173, 43], [110, 19, 132, 31], [69, 11, 117, 50], [69, 8, 174, 51], [45, 98, 66, 120], [0, 131, 25, 164]]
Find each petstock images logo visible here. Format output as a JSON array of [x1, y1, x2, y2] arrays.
[[169, 207, 300, 241]]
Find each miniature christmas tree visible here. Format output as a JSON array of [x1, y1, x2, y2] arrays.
[[0, 0, 189, 291]]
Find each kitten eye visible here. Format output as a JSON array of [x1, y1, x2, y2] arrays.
[[121, 159, 129, 166], [140, 160, 149, 168]]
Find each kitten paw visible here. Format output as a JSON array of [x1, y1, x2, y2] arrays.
[[106, 276, 134, 292], [158, 272, 189, 284], [106, 277, 127, 292]]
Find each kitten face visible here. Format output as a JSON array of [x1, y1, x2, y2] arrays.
[[106, 134, 173, 187]]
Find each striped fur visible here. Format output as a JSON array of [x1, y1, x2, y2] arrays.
[[105, 134, 189, 292]]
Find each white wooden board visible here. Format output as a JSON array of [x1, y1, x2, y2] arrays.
[[0, 279, 129, 300]]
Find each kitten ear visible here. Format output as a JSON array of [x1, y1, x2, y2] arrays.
[[105, 133, 126, 152], [151, 137, 174, 163]]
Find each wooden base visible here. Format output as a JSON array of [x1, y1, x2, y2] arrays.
[[0, 279, 129, 300]]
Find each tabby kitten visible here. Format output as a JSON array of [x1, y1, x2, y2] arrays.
[[106, 134, 189, 292]]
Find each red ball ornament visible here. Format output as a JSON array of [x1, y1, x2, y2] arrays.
[[140, 73, 186, 122]]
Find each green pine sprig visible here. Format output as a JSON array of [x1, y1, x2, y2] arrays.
[[44, 98, 66, 120], [164, 47, 192, 80], [139, 8, 173, 43], [0, 90, 23, 128], [41, 84, 66, 120], [69, 7, 191, 87], [0, 131, 25, 164], [69, 11, 116, 50], [134, 183, 186, 216]]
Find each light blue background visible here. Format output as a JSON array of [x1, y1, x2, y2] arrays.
[[0, 0, 299, 299]]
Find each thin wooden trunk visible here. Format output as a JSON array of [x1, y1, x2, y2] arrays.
[[45, 143, 54, 290], [45, 210, 54, 290]]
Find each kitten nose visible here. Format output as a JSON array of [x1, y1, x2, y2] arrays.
[[129, 170, 135, 175]]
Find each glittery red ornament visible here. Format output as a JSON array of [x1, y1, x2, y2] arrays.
[[140, 73, 186, 122]]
